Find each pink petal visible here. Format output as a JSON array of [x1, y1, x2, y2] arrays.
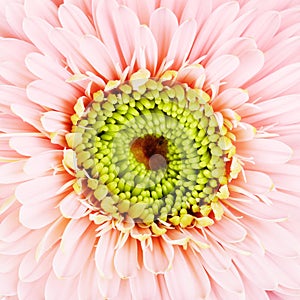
[[41, 110, 71, 133], [248, 63, 300, 101], [0, 268, 18, 296], [242, 11, 281, 51], [0, 60, 35, 87], [19, 246, 55, 282], [245, 95, 300, 126], [0, 160, 32, 184], [232, 122, 256, 142], [45, 272, 79, 300], [23, 150, 62, 177], [78, 252, 103, 300], [114, 236, 138, 278], [24, 0, 60, 27], [177, 64, 206, 88], [5, 3, 28, 41], [80, 35, 118, 80], [22, 16, 62, 58], [121, 0, 156, 24], [208, 216, 247, 244], [129, 264, 157, 299], [165, 246, 211, 300], [237, 139, 293, 164], [35, 217, 69, 261], [59, 191, 87, 219], [49, 28, 94, 73], [143, 236, 174, 274], [95, 229, 119, 279], [243, 217, 300, 258], [135, 25, 158, 74], [97, 270, 121, 299], [149, 8, 178, 67], [212, 88, 249, 110], [11, 103, 45, 133], [53, 218, 96, 278], [165, 19, 197, 69], [0, 210, 29, 243], [226, 49, 265, 87], [19, 195, 61, 229], [189, 1, 240, 61], [58, 3, 96, 36], [205, 54, 240, 87], [232, 170, 273, 195], [15, 174, 70, 204], [9, 136, 53, 156], [27, 79, 80, 113]]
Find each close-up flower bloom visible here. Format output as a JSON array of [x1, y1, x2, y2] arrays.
[[1, 0, 300, 299]]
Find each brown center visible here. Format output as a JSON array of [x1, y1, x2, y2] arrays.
[[130, 135, 168, 171]]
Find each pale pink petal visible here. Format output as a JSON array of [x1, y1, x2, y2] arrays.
[[11, 103, 45, 133], [22, 17, 62, 58], [159, 0, 186, 21], [212, 88, 249, 110], [59, 191, 87, 219], [232, 123, 256, 142], [165, 19, 197, 69], [0, 210, 29, 243], [0, 227, 47, 255], [17, 273, 48, 300], [24, 0, 60, 27], [19, 246, 55, 282], [149, 8, 178, 67], [78, 252, 103, 300], [210, 279, 245, 300], [120, 0, 156, 24], [242, 218, 300, 258], [5, 3, 28, 41], [226, 49, 265, 87], [80, 35, 118, 80], [0, 160, 32, 184], [237, 139, 293, 164], [180, 0, 212, 26], [49, 28, 95, 73], [135, 25, 158, 74], [208, 216, 247, 244], [15, 174, 70, 204], [258, 37, 300, 81], [189, 1, 240, 61], [204, 54, 240, 87], [9, 136, 54, 156], [231, 170, 273, 195], [27, 79, 80, 113], [25, 52, 72, 82], [0, 268, 18, 296], [242, 11, 281, 51], [248, 63, 300, 101], [0, 61, 35, 87], [45, 272, 79, 300], [114, 235, 138, 278], [143, 236, 174, 274], [97, 270, 121, 299], [53, 218, 96, 278], [35, 217, 69, 261], [58, 3, 96, 36], [245, 95, 300, 126], [41, 110, 71, 133], [95, 229, 119, 279], [165, 246, 211, 300], [129, 264, 157, 300], [19, 196, 61, 229], [233, 251, 278, 290], [0, 114, 36, 133], [176, 64, 206, 88]]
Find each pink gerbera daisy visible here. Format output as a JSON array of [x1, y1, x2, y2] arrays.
[[1, 0, 300, 299]]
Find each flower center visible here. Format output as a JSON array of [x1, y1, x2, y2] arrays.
[[67, 74, 237, 230], [130, 135, 168, 171]]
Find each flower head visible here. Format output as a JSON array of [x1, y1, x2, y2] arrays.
[[1, 0, 300, 299]]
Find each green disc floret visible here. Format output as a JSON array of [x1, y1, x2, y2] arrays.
[[70, 77, 235, 229]]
